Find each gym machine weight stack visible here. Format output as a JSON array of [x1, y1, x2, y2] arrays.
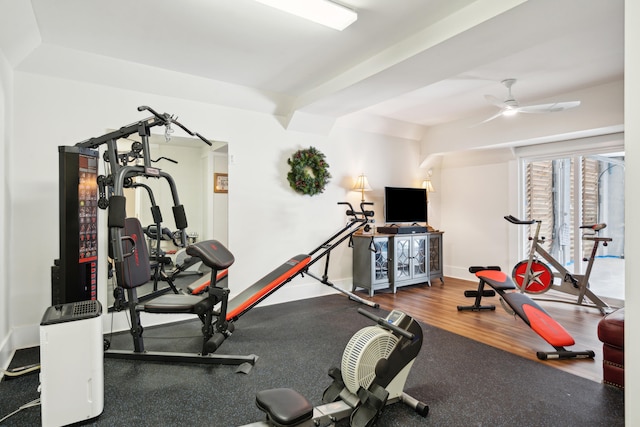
[[51, 146, 100, 305]]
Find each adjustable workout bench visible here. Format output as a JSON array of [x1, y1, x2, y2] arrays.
[[458, 266, 595, 360], [187, 201, 378, 321]]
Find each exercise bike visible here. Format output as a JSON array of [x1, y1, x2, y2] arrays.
[[505, 215, 613, 314], [242, 308, 429, 427]]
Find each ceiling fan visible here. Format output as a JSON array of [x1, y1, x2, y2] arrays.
[[477, 78, 581, 125]]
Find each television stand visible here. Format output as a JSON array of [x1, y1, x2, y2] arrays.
[[352, 230, 444, 296]]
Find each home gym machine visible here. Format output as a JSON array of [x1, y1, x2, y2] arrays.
[[458, 266, 595, 360], [505, 215, 613, 314], [241, 308, 429, 427], [58, 106, 258, 365]]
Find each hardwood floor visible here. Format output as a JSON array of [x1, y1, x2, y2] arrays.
[[354, 276, 624, 383]]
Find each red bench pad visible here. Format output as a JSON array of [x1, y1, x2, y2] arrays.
[[503, 292, 575, 348], [226, 254, 311, 321]]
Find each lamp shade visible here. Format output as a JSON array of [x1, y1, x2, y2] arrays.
[[422, 179, 435, 193], [353, 174, 372, 202], [353, 174, 372, 192]]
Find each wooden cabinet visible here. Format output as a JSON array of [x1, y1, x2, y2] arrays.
[[352, 231, 444, 296]]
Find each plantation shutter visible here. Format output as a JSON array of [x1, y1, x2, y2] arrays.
[[581, 158, 600, 258], [525, 161, 554, 253]]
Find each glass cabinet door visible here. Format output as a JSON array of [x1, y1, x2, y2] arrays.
[[429, 234, 442, 274], [394, 236, 411, 281], [412, 236, 427, 277], [374, 238, 389, 282]]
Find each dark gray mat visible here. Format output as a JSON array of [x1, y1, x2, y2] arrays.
[[1, 294, 624, 426]]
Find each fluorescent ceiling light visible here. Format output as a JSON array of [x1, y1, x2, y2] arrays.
[[254, 0, 357, 31]]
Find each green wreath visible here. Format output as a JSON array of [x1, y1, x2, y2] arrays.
[[287, 147, 331, 196]]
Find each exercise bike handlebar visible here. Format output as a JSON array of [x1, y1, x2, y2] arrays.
[[504, 215, 536, 225], [357, 308, 415, 340]]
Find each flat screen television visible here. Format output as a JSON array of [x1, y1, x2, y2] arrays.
[[384, 186, 427, 224]]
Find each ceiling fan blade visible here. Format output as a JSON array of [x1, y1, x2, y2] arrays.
[[518, 100, 581, 114], [470, 109, 506, 127], [484, 94, 506, 108]]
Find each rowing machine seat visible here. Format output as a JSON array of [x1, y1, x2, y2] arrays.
[[255, 388, 313, 427]]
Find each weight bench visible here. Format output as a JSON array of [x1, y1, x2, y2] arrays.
[[457, 266, 595, 360], [106, 217, 257, 365]]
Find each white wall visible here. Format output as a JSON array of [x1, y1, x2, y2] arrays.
[[7, 72, 423, 348], [625, 0, 639, 422], [0, 45, 12, 371], [438, 148, 518, 279]]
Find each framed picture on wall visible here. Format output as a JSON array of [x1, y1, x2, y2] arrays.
[[214, 173, 228, 193]]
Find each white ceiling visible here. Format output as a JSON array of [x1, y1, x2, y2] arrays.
[[0, 0, 624, 138]]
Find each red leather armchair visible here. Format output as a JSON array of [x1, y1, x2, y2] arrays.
[[597, 308, 624, 389]]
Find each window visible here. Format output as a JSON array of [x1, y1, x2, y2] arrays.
[[521, 152, 625, 301]]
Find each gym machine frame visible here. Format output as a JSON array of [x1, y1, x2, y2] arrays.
[[75, 106, 258, 365]]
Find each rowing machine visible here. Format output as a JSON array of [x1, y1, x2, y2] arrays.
[[241, 308, 428, 427]]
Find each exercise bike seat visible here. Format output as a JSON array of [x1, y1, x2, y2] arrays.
[[186, 240, 235, 271], [255, 388, 313, 427]]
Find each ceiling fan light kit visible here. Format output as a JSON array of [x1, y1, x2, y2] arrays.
[[476, 78, 581, 125]]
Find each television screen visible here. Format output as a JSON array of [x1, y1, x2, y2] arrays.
[[384, 187, 427, 224]]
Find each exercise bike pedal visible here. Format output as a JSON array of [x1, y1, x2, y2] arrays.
[[463, 290, 496, 298]]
